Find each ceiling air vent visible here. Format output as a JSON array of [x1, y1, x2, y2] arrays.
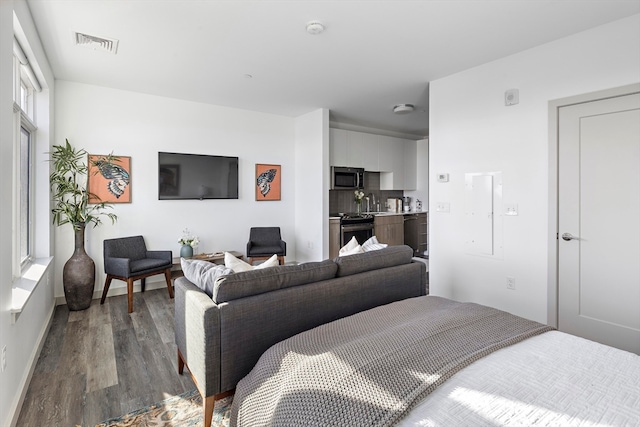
[[73, 31, 119, 54]]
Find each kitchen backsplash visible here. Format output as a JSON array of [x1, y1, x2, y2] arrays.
[[329, 172, 403, 214]]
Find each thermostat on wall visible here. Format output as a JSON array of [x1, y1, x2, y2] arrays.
[[437, 173, 449, 182]]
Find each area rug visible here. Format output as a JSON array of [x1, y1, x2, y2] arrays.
[[95, 389, 231, 427]]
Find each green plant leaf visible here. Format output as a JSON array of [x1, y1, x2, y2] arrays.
[[49, 139, 119, 228]]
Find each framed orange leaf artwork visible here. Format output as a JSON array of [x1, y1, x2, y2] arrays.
[[255, 164, 281, 201], [88, 154, 131, 203]]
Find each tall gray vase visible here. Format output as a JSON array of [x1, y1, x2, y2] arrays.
[[63, 223, 96, 311]]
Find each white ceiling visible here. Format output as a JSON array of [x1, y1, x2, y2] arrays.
[[25, 0, 640, 138]]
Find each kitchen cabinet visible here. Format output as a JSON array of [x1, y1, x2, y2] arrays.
[[374, 215, 404, 246], [330, 128, 348, 166], [331, 128, 379, 170], [329, 218, 340, 259], [330, 129, 418, 191], [404, 140, 417, 190], [345, 131, 365, 168], [359, 133, 379, 171], [403, 212, 428, 257], [379, 136, 417, 190]]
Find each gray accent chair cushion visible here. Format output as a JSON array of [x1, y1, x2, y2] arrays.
[[102, 235, 173, 313], [103, 235, 172, 277], [246, 227, 286, 258]]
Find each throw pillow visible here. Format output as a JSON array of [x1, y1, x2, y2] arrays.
[[362, 235, 388, 252], [180, 258, 233, 297], [339, 236, 364, 256], [225, 252, 279, 273]]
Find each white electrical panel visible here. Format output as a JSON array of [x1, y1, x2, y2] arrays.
[[465, 171, 503, 259]]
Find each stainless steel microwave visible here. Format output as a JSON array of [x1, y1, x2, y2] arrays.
[[331, 166, 365, 190]]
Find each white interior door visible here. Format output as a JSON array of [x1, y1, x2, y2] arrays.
[[558, 92, 640, 355]]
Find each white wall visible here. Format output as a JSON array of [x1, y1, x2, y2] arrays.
[[54, 81, 302, 299], [429, 14, 640, 323], [0, 3, 16, 424], [1, 1, 57, 426], [294, 109, 330, 262]]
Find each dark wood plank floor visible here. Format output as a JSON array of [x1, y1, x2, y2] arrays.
[[16, 288, 196, 427]]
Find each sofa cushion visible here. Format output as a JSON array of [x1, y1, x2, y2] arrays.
[[334, 245, 414, 277], [362, 235, 388, 252], [338, 236, 363, 256], [225, 252, 279, 272], [213, 260, 337, 303], [338, 236, 364, 256], [180, 258, 233, 297]]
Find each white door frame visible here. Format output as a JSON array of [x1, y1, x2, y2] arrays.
[[547, 82, 640, 327]]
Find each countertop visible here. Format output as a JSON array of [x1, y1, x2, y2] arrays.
[[330, 211, 427, 219]]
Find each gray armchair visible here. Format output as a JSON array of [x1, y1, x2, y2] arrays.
[[246, 227, 286, 265], [100, 235, 173, 313]]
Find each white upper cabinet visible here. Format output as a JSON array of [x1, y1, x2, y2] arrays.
[[330, 128, 348, 167], [404, 139, 417, 190], [380, 137, 405, 190], [360, 133, 379, 171], [330, 128, 417, 191], [377, 135, 395, 172], [346, 131, 365, 168]]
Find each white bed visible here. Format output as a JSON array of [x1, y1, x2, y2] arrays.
[[398, 331, 640, 426], [231, 296, 640, 427]]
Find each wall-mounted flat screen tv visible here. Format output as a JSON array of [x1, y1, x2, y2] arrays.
[[158, 152, 239, 200]]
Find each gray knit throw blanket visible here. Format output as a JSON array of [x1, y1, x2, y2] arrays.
[[231, 296, 553, 427]]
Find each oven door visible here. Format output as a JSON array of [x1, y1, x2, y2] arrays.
[[341, 223, 374, 246]]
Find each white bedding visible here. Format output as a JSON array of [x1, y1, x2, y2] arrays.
[[397, 331, 640, 427]]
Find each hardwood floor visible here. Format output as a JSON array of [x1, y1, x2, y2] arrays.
[[16, 288, 196, 427]]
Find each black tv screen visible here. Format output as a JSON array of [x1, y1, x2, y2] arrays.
[[158, 152, 239, 200]]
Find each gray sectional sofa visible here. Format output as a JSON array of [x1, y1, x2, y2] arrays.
[[174, 245, 428, 427]]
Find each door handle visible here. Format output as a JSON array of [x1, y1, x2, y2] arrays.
[[561, 232, 579, 241]]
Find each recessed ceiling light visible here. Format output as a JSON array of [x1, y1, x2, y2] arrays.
[[393, 104, 415, 114], [306, 21, 325, 35]]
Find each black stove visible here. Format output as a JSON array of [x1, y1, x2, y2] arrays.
[[331, 213, 375, 246], [331, 213, 374, 225]]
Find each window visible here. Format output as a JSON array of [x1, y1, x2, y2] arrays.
[[19, 125, 32, 264], [13, 38, 39, 273]]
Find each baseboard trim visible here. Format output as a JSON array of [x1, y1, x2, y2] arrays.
[[55, 278, 172, 306]]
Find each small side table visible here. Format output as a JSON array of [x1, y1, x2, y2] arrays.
[[171, 251, 244, 280]]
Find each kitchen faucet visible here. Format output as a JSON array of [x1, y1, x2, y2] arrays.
[[368, 193, 376, 211]]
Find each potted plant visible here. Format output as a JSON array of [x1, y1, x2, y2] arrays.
[[49, 139, 119, 310]]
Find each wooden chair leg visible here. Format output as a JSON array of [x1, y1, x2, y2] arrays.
[[100, 275, 113, 304], [203, 395, 215, 427], [127, 278, 135, 313], [177, 349, 185, 374], [164, 268, 174, 298], [141, 277, 146, 292], [277, 255, 285, 265], [202, 391, 233, 427]]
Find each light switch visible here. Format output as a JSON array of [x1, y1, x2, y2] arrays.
[[505, 203, 518, 216], [436, 202, 450, 213]]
